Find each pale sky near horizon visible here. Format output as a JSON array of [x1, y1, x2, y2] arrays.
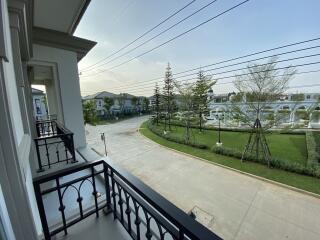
[[74, 0, 320, 97]]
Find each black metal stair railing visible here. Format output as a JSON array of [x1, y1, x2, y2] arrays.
[[33, 160, 222, 240], [34, 120, 77, 172]]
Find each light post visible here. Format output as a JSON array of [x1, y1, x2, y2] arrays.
[[100, 132, 107, 156], [216, 113, 224, 146]]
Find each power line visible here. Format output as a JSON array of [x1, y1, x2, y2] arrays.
[[80, 0, 196, 72], [111, 51, 320, 91], [128, 81, 320, 97], [81, 0, 251, 77], [81, 64, 320, 96], [114, 67, 320, 95], [82, 0, 220, 71], [103, 37, 320, 89]]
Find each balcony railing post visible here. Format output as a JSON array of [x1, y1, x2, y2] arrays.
[[56, 178, 68, 235], [110, 169, 117, 220], [103, 164, 112, 212], [179, 230, 185, 240], [36, 122, 40, 137], [33, 182, 50, 240], [35, 139, 44, 172], [70, 134, 77, 163], [91, 166, 99, 218], [44, 139, 51, 169]]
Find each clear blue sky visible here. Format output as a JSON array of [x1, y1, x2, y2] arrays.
[[75, 0, 320, 97]]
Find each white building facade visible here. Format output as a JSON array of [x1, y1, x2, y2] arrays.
[[0, 0, 95, 238], [208, 91, 320, 128]]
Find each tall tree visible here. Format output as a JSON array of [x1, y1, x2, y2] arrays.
[[117, 93, 127, 115], [174, 81, 195, 143], [131, 96, 138, 114], [162, 63, 174, 131], [153, 83, 161, 125], [103, 97, 114, 118], [193, 70, 216, 132], [142, 97, 150, 113], [231, 57, 296, 166], [83, 100, 97, 124]]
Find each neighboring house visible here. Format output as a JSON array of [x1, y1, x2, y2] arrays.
[[83, 91, 145, 116], [82, 91, 118, 116], [31, 88, 47, 120], [207, 90, 320, 128]]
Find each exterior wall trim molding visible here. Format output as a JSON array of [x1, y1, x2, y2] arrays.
[[32, 27, 96, 61], [8, 0, 33, 60], [0, 0, 9, 61]]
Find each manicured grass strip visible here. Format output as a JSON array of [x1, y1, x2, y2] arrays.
[[140, 122, 320, 195], [155, 123, 307, 165]]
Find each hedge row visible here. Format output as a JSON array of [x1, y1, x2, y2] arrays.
[[147, 123, 208, 149], [307, 131, 320, 165], [147, 121, 320, 178], [211, 145, 320, 178], [158, 119, 305, 135], [314, 132, 320, 162]]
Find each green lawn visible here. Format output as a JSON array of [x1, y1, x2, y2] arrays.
[[158, 123, 307, 165], [140, 122, 320, 195]]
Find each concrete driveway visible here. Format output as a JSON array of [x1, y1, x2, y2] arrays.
[[85, 116, 320, 240]]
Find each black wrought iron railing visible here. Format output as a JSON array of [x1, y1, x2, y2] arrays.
[[34, 120, 77, 172], [36, 119, 58, 137], [33, 160, 222, 240]]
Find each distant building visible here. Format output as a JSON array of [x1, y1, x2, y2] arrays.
[[82, 91, 145, 116], [207, 90, 320, 128], [32, 88, 47, 120]]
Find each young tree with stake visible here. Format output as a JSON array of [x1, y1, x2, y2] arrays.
[[231, 57, 296, 166]]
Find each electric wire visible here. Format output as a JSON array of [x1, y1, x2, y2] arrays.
[[81, 0, 251, 77], [80, 0, 196, 72]]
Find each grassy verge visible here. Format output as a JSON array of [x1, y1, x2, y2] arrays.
[[140, 122, 320, 195], [155, 123, 307, 164]]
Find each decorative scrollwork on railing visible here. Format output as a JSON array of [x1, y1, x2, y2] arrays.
[[33, 160, 222, 240]]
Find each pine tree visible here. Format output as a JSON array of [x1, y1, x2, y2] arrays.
[[153, 83, 161, 124], [193, 70, 216, 132], [162, 63, 174, 131]]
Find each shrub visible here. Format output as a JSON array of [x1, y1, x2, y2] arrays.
[[306, 131, 319, 165], [157, 119, 305, 135]]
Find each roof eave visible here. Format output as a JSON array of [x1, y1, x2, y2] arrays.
[[33, 27, 96, 61]]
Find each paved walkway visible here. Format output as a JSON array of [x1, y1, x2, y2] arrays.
[[85, 116, 320, 240]]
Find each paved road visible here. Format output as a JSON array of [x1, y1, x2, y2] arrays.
[[86, 116, 320, 240]]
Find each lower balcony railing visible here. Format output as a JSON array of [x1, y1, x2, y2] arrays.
[[33, 160, 222, 240], [34, 120, 77, 172]]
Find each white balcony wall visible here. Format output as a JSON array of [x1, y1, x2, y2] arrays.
[[0, 1, 40, 239], [32, 44, 86, 148], [1, 0, 24, 146]]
